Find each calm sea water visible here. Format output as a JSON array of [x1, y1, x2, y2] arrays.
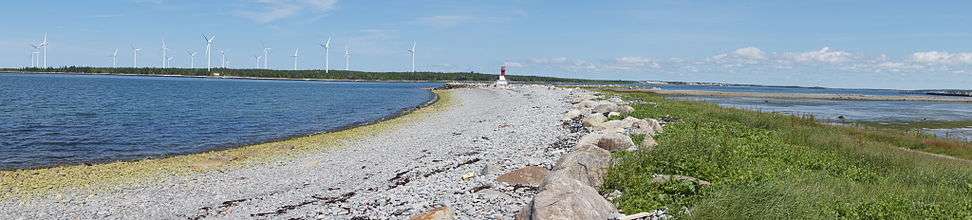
[[655, 83, 972, 141], [0, 73, 440, 170]]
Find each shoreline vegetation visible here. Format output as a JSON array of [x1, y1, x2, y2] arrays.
[[602, 89, 972, 218], [0, 66, 635, 84], [614, 88, 972, 102], [0, 89, 454, 200]]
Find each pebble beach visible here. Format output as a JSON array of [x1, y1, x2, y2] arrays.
[[0, 85, 580, 219]]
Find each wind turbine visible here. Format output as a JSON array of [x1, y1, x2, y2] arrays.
[[167, 56, 175, 68], [202, 33, 216, 71], [131, 44, 142, 68], [160, 38, 169, 68], [291, 48, 300, 70], [186, 49, 197, 68], [38, 33, 49, 68], [344, 43, 352, 71], [218, 48, 227, 68], [261, 42, 271, 69], [110, 49, 118, 68], [253, 55, 263, 69], [320, 37, 331, 72], [408, 41, 416, 72], [30, 44, 40, 67]]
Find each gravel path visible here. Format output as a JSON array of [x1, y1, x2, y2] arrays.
[[1, 85, 577, 219]]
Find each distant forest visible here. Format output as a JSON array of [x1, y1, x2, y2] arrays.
[[2, 67, 633, 84]]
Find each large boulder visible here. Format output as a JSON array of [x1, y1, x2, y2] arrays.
[[552, 145, 612, 188], [496, 166, 549, 188], [562, 109, 584, 121], [639, 135, 658, 151], [592, 102, 619, 114], [619, 105, 635, 114], [525, 172, 620, 219], [581, 113, 607, 128], [574, 100, 598, 109], [410, 206, 456, 220], [577, 132, 635, 152], [591, 120, 627, 133], [623, 117, 663, 136]]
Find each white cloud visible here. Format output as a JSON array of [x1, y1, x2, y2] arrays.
[[612, 57, 661, 69], [504, 61, 524, 68], [235, 0, 338, 23], [911, 51, 972, 64], [732, 47, 766, 60], [788, 47, 852, 63]]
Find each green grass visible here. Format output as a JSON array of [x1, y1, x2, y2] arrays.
[[601, 91, 972, 219], [2, 66, 635, 84]]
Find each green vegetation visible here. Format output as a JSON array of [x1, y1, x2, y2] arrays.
[[602, 90, 972, 219], [1, 66, 634, 84]]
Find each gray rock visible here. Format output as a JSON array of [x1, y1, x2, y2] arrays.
[[592, 102, 620, 114], [496, 166, 549, 188], [577, 132, 635, 152], [551, 145, 612, 188], [575, 100, 598, 109], [581, 114, 607, 128], [619, 105, 635, 114], [528, 172, 620, 220]]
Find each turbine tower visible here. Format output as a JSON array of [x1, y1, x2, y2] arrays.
[[111, 49, 118, 68], [218, 48, 227, 68], [202, 33, 216, 71], [262, 42, 272, 69], [291, 48, 300, 70], [408, 41, 416, 72], [253, 55, 263, 69], [186, 49, 197, 68], [344, 43, 352, 71], [320, 37, 331, 72], [38, 33, 49, 68], [131, 44, 142, 68], [161, 38, 169, 68]]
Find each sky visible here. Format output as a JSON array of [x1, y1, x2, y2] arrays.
[[3, 0, 972, 89]]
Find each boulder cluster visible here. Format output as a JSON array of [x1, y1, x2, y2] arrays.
[[514, 92, 667, 220]]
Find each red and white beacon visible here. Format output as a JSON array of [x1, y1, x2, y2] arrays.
[[496, 65, 509, 86]]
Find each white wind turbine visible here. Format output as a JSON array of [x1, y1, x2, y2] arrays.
[[218, 48, 227, 68], [186, 49, 198, 68], [320, 37, 331, 72], [408, 41, 416, 72], [202, 33, 216, 71], [167, 56, 175, 68], [38, 33, 49, 68], [344, 43, 352, 71], [262, 42, 272, 69], [110, 49, 118, 68], [131, 44, 142, 68], [29, 44, 40, 67], [160, 38, 169, 68], [291, 48, 300, 70], [253, 55, 263, 69]]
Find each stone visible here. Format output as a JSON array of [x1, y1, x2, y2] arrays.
[[619, 105, 635, 114], [592, 120, 628, 133], [552, 146, 612, 188], [650, 174, 712, 187], [563, 109, 584, 121], [514, 203, 532, 220], [607, 111, 622, 118], [530, 172, 620, 219], [623, 117, 663, 136], [592, 102, 619, 114], [574, 100, 598, 109], [410, 206, 456, 220], [496, 166, 549, 188], [581, 114, 607, 128], [461, 172, 476, 181], [607, 96, 624, 104], [639, 135, 658, 151], [577, 132, 635, 152]]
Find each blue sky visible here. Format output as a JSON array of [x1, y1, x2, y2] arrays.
[[3, 0, 972, 89]]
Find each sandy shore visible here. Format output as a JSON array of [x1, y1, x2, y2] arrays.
[[614, 88, 972, 102], [0, 85, 575, 219]]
